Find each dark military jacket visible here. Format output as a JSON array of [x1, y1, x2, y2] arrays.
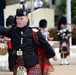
[[57, 28, 71, 42], [0, 25, 55, 67]]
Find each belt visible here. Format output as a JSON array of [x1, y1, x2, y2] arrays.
[[12, 50, 34, 55], [23, 50, 34, 55]]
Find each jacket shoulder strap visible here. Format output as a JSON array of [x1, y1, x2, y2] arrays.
[[31, 27, 41, 45]]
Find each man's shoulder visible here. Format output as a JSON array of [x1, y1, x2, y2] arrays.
[[29, 27, 40, 32]]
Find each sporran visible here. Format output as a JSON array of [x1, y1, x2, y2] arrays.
[[16, 66, 27, 75], [61, 42, 67, 53]]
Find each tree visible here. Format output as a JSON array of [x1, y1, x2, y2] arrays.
[[57, 0, 76, 24], [57, 0, 66, 14], [42, 0, 47, 8]]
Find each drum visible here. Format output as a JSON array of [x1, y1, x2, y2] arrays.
[[0, 43, 7, 55]]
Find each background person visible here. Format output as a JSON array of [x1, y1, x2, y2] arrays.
[[34, 0, 43, 10], [4, 15, 15, 71], [57, 15, 71, 65], [39, 19, 53, 41]]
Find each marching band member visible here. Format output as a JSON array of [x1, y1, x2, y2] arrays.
[[0, 3, 57, 75], [57, 15, 71, 65]]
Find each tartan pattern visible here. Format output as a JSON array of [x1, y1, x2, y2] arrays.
[[27, 64, 41, 75], [36, 46, 54, 75], [13, 56, 25, 75], [32, 30, 54, 75], [59, 42, 70, 56], [13, 57, 41, 75], [13, 51, 54, 75], [66, 43, 70, 55]]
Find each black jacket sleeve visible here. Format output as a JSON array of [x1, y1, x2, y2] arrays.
[[0, 26, 10, 37], [37, 32, 56, 58]]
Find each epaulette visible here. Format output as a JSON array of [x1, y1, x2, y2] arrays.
[[30, 27, 40, 45], [32, 28, 39, 32], [30, 27, 40, 32]]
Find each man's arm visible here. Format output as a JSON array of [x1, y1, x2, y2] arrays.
[[0, 26, 10, 37], [37, 32, 56, 58]]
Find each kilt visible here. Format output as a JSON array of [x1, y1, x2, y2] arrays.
[[13, 49, 54, 75], [36, 46, 54, 75], [27, 64, 41, 75], [59, 42, 70, 56], [32, 30, 54, 75], [13, 56, 24, 75], [13, 56, 41, 75]]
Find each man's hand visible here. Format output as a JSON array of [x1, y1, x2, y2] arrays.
[[53, 55, 57, 61]]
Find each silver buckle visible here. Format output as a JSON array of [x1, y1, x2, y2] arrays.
[[17, 49, 23, 56]]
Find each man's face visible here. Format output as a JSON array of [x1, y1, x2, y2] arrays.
[[16, 16, 28, 28], [61, 24, 66, 29]]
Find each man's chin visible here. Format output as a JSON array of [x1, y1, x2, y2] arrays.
[[17, 26, 23, 28], [17, 25, 26, 28]]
